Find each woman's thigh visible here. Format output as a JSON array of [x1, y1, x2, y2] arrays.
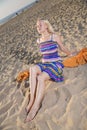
[[37, 71, 50, 81], [30, 65, 42, 75]]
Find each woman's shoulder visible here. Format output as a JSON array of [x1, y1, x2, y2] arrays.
[[37, 38, 40, 44], [52, 32, 61, 41], [53, 32, 61, 37]]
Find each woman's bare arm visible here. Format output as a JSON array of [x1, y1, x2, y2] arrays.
[[54, 34, 72, 56]]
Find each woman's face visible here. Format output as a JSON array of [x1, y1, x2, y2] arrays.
[[36, 20, 47, 34]]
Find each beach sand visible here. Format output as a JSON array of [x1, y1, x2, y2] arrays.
[[0, 0, 87, 130]]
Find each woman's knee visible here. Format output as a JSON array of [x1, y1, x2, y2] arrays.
[[37, 74, 45, 82], [30, 65, 41, 74]]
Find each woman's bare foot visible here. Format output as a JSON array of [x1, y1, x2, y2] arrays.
[[24, 107, 38, 122], [24, 104, 42, 122]]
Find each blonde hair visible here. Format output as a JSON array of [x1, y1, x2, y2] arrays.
[[43, 20, 54, 33], [37, 18, 54, 34]]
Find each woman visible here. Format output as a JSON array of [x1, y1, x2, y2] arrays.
[[24, 19, 72, 122]]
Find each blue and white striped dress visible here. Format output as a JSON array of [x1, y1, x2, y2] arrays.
[[37, 35, 64, 82]]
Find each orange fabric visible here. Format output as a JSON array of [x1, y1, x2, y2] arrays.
[[16, 48, 87, 82], [16, 70, 29, 82], [63, 48, 87, 67]]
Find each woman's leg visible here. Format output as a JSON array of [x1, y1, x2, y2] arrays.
[[26, 65, 41, 113], [25, 72, 50, 122]]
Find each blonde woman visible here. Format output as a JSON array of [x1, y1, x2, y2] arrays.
[[24, 19, 72, 122]]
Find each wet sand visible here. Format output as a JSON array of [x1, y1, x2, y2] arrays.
[[0, 0, 87, 130]]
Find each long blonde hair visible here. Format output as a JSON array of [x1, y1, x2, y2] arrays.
[[43, 20, 54, 33]]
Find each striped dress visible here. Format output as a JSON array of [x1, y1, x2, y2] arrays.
[[37, 35, 64, 82]]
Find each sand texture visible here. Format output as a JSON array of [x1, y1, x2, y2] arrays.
[[0, 0, 87, 130]]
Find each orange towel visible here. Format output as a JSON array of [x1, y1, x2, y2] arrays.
[[63, 48, 87, 67], [16, 48, 87, 82]]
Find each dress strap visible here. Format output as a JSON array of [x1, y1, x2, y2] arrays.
[[51, 34, 54, 41], [39, 38, 40, 43]]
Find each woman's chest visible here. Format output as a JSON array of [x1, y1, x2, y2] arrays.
[[39, 41, 58, 52]]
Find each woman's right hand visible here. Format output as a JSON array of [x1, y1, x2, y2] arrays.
[[68, 51, 78, 57]]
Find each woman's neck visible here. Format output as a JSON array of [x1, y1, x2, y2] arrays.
[[41, 31, 51, 38]]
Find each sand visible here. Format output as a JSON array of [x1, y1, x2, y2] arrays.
[[0, 0, 87, 130]]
